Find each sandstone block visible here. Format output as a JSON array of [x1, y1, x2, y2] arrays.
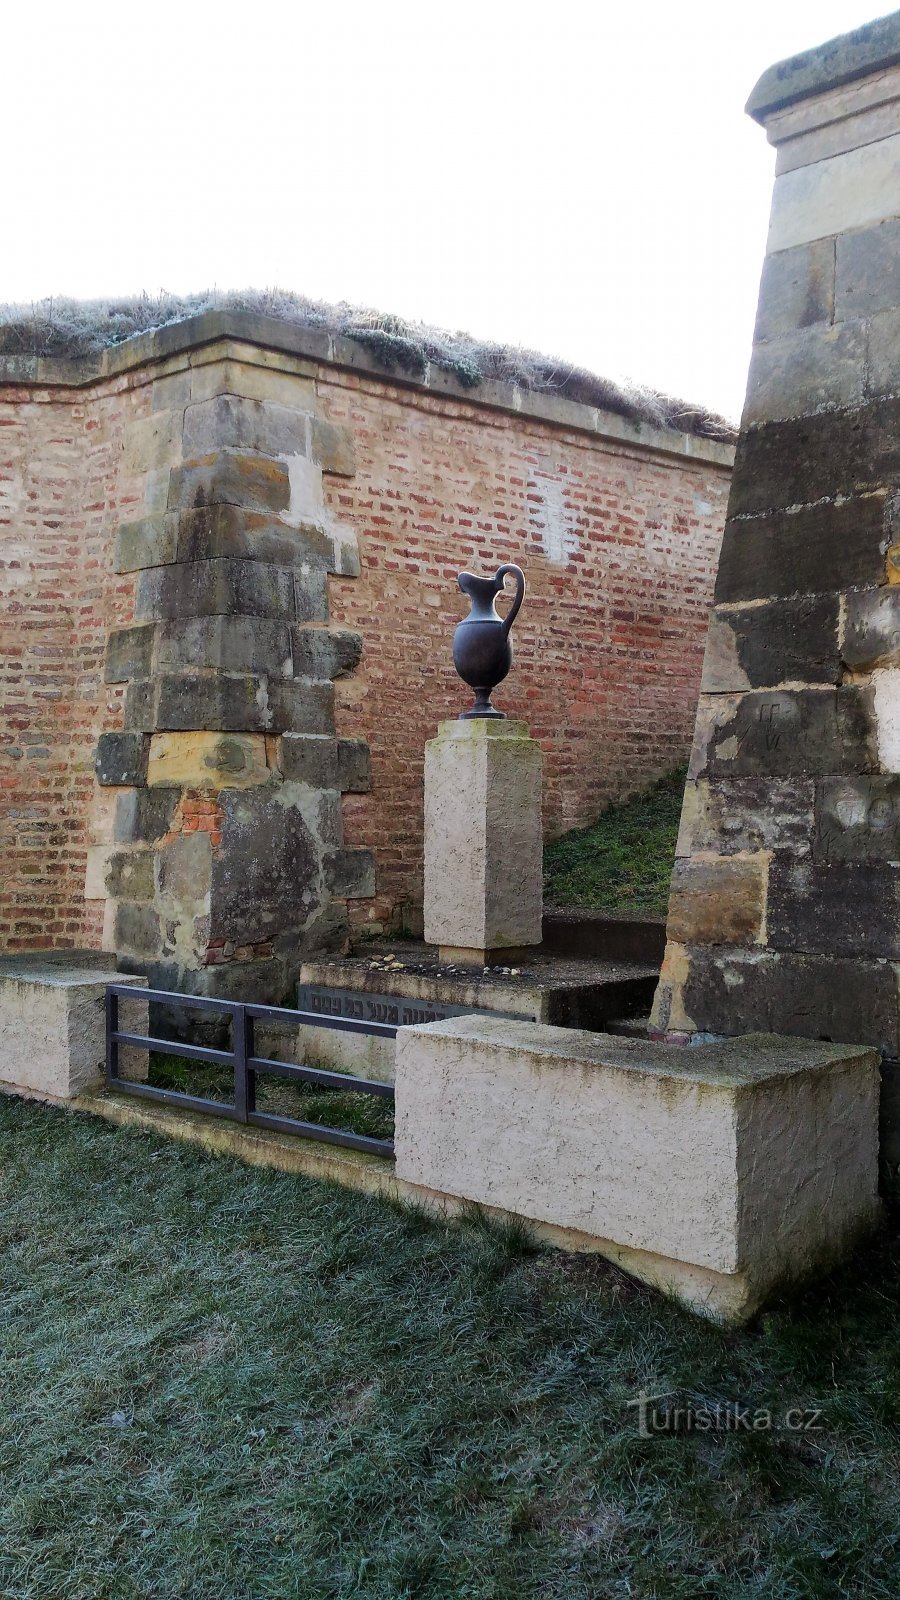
[[310, 417, 355, 475], [147, 730, 269, 789], [701, 595, 839, 691], [0, 957, 146, 1100], [293, 568, 330, 623], [814, 776, 900, 861], [766, 131, 900, 252], [173, 504, 334, 568], [104, 624, 156, 684], [123, 409, 182, 473], [114, 902, 162, 959], [690, 688, 877, 779], [676, 777, 814, 859], [743, 320, 866, 424], [325, 848, 376, 899], [95, 732, 149, 787], [208, 787, 322, 944], [154, 672, 272, 733], [667, 855, 768, 946], [679, 946, 899, 1057], [105, 849, 155, 903], [394, 1015, 880, 1323], [156, 832, 212, 914], [424, 720, 543, 955], [767, 858, 900, 958], [114, 787, 179, 845], [753, 239, 835, 342], [156, 616, 294, 678], [123, 679, 157, 732], [114, 514, 178, 573], [337, 738, 372, 793], [730, 398, 900, 519], [266, 679, 335, 735], [135, 559, 297, 622], [291, 626, 362, 680], [168, 455, 290, 516], [277, 734, 371, 792], [183, 394, 310, 458], [843, 585, 900, 670], [189, 358, 317, 409], [867, 308, 900, 398], [835, 218, 900, 319], [714, 493, 889, 604]]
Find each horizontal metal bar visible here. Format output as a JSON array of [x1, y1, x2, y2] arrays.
[[247, 1002, 398, 1039], [107, 984, 240, 1015], [107, 1079, 238, 1119], [111, 1032, 235, 1066], [247, 1109, 394, 1158], [249, 1055, 394, 1098]]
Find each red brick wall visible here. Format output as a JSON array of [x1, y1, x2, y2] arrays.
[[322, 371, 731, 931], [0, 380, 142, 952]]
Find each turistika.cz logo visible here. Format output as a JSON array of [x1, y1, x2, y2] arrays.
[[628, 1390, 824, 1438]]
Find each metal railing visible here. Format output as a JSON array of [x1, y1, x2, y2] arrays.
[[105, 985, 396, 1158]]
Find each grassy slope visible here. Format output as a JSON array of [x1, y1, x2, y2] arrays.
[[543, 768, 686, 918], [3, 1098, 900, 1599]]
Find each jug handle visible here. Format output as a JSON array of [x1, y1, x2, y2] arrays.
[[496, 564, 525, 637]]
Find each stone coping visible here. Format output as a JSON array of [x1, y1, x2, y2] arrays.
[[410, 1014, 876, 1089], [747, 11, 900, 124], [0, 309, 735, 469], [0, 950, 133, 987]]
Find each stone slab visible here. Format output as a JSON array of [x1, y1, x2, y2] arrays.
[[747, 15, 900, 124], [714, 493, 889, 604], [0, 956, 147, 1099], [394, 1015, 880, 1322], [766, 131, 900, 252]]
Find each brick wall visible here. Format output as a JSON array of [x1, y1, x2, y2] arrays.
[[0, 378, 144, 952], [0, 323, 732, 956], [321, 371, 731, 930]]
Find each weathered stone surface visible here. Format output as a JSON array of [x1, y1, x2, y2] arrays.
[[104, 624, 155, 684], [676, 777, 814, 858], [135, 559, 297, 622], [105, 849, 155, 902], [114, 514, 178, 573], [394, 1014, 880, 1322], [835, 218, 900, 318], [156, 832, 212, 910], [173, 504, 334, 568], [209, 788, 322, 943], [95, 732, 148, 787], [114, 786, 179, 845], [325, 848, 376, 899], [753, 239, 835, 342], [291, 626, 362, 680], [182, 395, 310, 459], [814, 775, 900, 861], [767, 858, 900, 958], [424, 720, 543, 954], [690, 688, 878, 778], [337, 738, 372, 793], [123, 409, 182, 474], [293, 568, 330, 623], [714, 493, 889, 603], [743, 321, 866, 424], [667, 855, 767, 946], [729, 399, 900, 518], [842, 585, 900, 670], [266, 679, 335, 735], [168, 455, 290, 516], [123, 679, 157, 733], [680, 946, 899, 1056], [277, 734, 371, 793], [154, 673, 272, 733], [867, 307, 900, 399], [310, 417, 355, 475], [189, 359, 317, 410], [747, 14, 900, 123], [701, 595, 839, 691], [147, 731, 269, 789], [766, 132, 900, 253], [114, 902, 162, 958], [156, 616, 294, 678], [0, 961, 146, 1099]]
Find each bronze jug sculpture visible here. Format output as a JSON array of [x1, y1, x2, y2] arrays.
[[452, 563, 525, 718]]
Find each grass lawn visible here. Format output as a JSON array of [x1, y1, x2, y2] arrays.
[[3, 1097, 900, 1598], [543, 769, 685, 917]]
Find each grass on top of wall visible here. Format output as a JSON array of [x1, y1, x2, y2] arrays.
[[3, 1094, 900, 1599], [543, 767, 686, 918]]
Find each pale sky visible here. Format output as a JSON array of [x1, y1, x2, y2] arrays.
[[5, 0, 890, 421]]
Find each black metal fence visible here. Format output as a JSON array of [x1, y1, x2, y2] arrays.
[[105, 985, 396, 1158]]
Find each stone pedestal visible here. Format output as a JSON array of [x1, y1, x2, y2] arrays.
[[0, 953, 147, 1101], [423, 720, 542, 966]]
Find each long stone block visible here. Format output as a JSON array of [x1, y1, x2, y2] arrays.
[[290, 626, 362, 680], [278, 734, 371, 792], [95, 732, 149, 788], [104, 624, 155, 684], [689, 688, 877, 779], [743, 320, 866, 424], [667, 855, 767, 946], [147, 731, 269, 789], [135, 560, 297, 622], [182, 395, 310, 458], [835, 218, 900, 318], [729, 398, 900, 518], [155, 616, 294, 678], [813, 775, 900, 861], [701, 596, 839, 691], [173, 504, 334, 568], [767, 858, 900, 958], [766, 131, 900, 251], [0, 956, 146, 1099], [714, 493, 890, 603], [676, 777, 814, 858], [394, 1015, 880, 1322], [753, 239, 835, 342], [168, 455, 291, 516]]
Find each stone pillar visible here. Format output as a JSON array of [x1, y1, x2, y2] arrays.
[[651, 15, 900, 1068], [89, 347, 374, 1003], [423, 720, 542, 965]]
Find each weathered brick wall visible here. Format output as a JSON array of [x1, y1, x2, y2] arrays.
[[321, 372, 731, 930], [0, 321, 732, 961], [0, 379, 144, 952]]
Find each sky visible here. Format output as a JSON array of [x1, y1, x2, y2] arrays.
[[4, 0, 891, 421]]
